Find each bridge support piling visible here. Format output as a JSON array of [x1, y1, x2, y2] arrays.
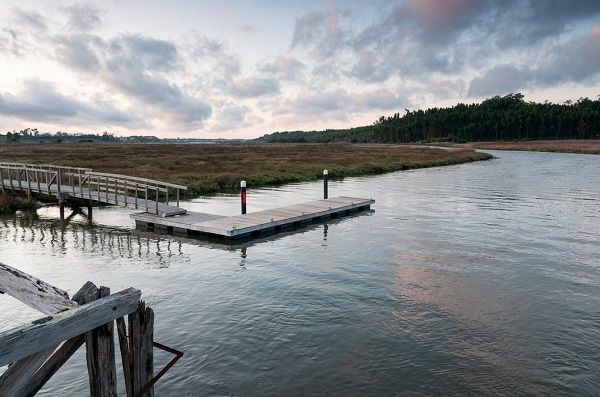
[[59, 200, 65, 221], [87, 200, 93, 221]]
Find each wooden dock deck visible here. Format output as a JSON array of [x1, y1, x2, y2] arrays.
[[132, 196, 374, 239]]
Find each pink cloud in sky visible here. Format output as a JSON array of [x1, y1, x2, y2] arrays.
[[406, 0, 482, 25]]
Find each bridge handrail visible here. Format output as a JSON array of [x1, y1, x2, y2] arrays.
[[85, 171, 188, 190], [0, 165, 58, 173], [0, 162, 91, 174]]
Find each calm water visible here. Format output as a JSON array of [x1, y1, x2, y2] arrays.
[[1, 150, 599, 396]]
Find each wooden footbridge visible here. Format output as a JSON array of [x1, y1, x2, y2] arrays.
[[0, 162, 374, 240], [0, 162, 187, 217]]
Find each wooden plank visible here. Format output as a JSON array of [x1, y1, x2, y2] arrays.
[[20, 336, 85, 397], [0, 287, 141, 367], [12, 282, 99, 397], [0, 262, 77, 315], [0, 347, 56, 396], [85, 286, 118, 397]]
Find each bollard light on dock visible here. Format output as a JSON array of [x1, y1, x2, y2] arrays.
[[241, 180, 247, 215], [323, 169, 328, 199]]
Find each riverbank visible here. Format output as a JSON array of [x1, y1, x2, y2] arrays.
[[465, 140, 600, 154], [0, 192, 38, 214], [0, 143, 491, 195]]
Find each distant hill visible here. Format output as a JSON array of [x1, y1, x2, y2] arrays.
[[257, 94, 600, 144]]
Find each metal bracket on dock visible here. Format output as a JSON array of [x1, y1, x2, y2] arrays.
[[136, 341, 184, 397]]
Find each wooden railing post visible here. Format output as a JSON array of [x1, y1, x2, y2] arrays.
[[155, 186, 159, 215], [57, 170, 62, 197], [25, 169, 31, 197], [79, 171, 83, 197]]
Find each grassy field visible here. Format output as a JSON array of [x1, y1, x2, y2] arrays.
[[466, 140, 600, 154], [0, 143, 490, 195]]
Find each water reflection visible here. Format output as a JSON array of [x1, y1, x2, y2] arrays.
[[0, 208, 373, 267], [0, 211, 184, 269]]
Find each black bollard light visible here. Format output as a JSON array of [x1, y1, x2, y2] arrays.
[[323, 169, 328, 199], [241, 180, 247, 214]]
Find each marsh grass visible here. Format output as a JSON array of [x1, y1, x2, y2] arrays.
[[468, 140, 600, 154], [0, 143, 491, 196], [0, 192, 37, 213]]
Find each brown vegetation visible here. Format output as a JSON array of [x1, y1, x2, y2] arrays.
[[0, 143, 490, 195], [465, 140, 600, 154]]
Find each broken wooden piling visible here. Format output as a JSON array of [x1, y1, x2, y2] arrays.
[[0, 262, 179, 396]]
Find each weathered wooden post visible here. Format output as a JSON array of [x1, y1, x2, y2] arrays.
[[84, 286, 118, 396], [323, 169, 328, 199], [241, 180, 247, 215], [118, 301, 155, 397]]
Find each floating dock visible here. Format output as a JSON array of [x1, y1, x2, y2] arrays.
[[131, 196, 374, 239], [1, 162, 375, 241]]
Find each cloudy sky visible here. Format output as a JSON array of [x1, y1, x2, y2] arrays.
[[1, 0, 599, 138]]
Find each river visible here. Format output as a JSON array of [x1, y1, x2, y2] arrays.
[[1, 150, 599, 396]]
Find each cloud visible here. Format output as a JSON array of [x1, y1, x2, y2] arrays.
[[13, 8, 47, 32], [468, 65, 533, 97], [111, 35, 181, 71], [2, 0, 600, 136], [491, 1, 600, 48], [190, 33, 240, 79], [279, 88, 410, 116], [0, 80, 139, 125], [227, 77, 279, 98], [65, 3, 102, 31], [259, 56, 306, 81], [291, 0, 600, 86], [54, 34, 101, 72], [357, 88, 410, 110], [349, 48, 390, 82], [291, 6, 351, 59], [468, 27, 600, 97], [239, 24, 257, 33], [535, 27, 600, 84], [209, 105, 262, 131], [51, 32, 211, 129]]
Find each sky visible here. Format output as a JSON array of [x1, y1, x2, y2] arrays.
[[0, 0, 599, 138]]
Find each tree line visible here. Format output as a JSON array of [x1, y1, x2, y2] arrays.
[[258, 94, 600, 143]]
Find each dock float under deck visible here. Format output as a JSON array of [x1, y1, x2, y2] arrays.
[[131, 196, 374, 239]]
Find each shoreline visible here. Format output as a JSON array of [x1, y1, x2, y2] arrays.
[[464, 140, 600, 155]]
